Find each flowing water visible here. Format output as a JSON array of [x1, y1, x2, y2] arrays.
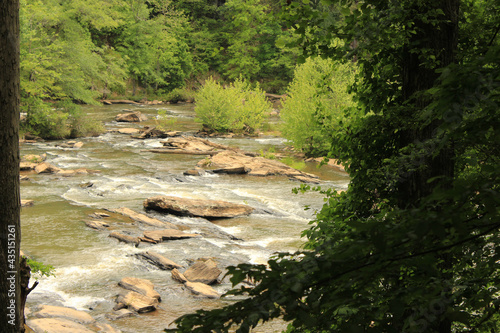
[[20, 103, 349, 332]]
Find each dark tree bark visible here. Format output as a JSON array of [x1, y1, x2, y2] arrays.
[[0, 0, 23, 332], [398, 0, 459, 206], [398, 2, 459, 333]]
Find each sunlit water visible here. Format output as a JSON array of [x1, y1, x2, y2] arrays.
[[21, 103, 349, 332]]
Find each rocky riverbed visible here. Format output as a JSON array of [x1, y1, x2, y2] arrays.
[[20, 103, 349, 333]]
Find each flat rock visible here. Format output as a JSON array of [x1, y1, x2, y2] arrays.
[[113, 207, 177, 229], [183, 259, 221, 285], [199, 150, 321, 183], [56, 168, 100, 176], [118, 277, 161, 301], [33, 305, 95, 324], [109, 232, 140, 245], [106, 308, 134, 321], [85, 220, 110, 230], [28, 318, 94, 333], [141, 229, 200, 243], [92, 323, 122, 333], [56, 141, 83, 149], [117, 128, 140, 134], [184, 281, 220, 299], [115, 111, 147, 122], [22, 154, 46, 163], [183, 168, 206, 176], [144, 195, 254, 219], [20, 162, 38, 170], [136, 251, 182, 270], [116, 291, 158, 313], [35, 162, 62, 174], [146, 136, 233, 155], [21, 200, 34, 207]]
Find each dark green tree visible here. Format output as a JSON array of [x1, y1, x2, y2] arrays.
[[167, 0, 500, 332]]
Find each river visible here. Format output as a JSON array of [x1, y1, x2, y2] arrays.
[[20, 103, 349, 332]]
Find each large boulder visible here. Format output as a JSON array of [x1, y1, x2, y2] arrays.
[[115, 111, 148, 122], [144, 195, 254, 219], [115, 291, 158, 313], [183, 259, 221, 285], [198, 150, 321, 183], [118, 277, 161, 301]]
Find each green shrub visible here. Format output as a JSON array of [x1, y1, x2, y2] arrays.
[[23, 97, 70, 139], [280, 57, 357, 157], [195, 77, 271, 134], [163, 87, 196, 103], [22, 97, 104, 139]]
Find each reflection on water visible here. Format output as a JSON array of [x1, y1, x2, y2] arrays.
[[21, 103, 349, 332]]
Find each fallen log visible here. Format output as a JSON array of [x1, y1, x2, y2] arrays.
[[101, 99, 141, 105]]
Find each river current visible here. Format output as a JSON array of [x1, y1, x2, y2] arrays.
[[20, 103, 349, 332]]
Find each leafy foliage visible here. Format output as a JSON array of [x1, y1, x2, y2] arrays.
[[195, 77, 270, 134], [26, 258, 55, 280], [167, 0, 500, 332], [22, 98, 104, 139], [280, 57, 357, 157]]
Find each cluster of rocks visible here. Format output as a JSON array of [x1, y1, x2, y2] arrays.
[[143, 135, 322, 183], [200, 150, 320, 183], [20, 154, 100, 177], [114, 277, 161, 314]]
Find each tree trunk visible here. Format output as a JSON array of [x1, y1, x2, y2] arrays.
[[0, 0, 23, 332], [398, 0, 459, 206], [397, 2, 459, 333]]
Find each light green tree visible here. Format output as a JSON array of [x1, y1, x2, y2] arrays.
[[195, 77, 270, 134], [280, 57, 357, 156]]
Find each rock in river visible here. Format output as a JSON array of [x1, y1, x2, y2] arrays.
[[144, 195, 254, 219], [183, 258, 221, 285], [118, 277, 161, 301], [141, 229, 200, 243], [135, 251, 182, 270], [198, 150, 321, 183], [115, 111, 147, 122]]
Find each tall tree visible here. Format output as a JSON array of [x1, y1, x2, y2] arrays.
[[167, 0, 500, 332], [0, 0, 23, 331]]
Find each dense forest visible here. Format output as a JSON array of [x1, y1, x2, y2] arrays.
[[20, 0, 297, 104]]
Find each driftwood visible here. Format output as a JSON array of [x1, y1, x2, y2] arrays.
[[101, 99, 140, 105]]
